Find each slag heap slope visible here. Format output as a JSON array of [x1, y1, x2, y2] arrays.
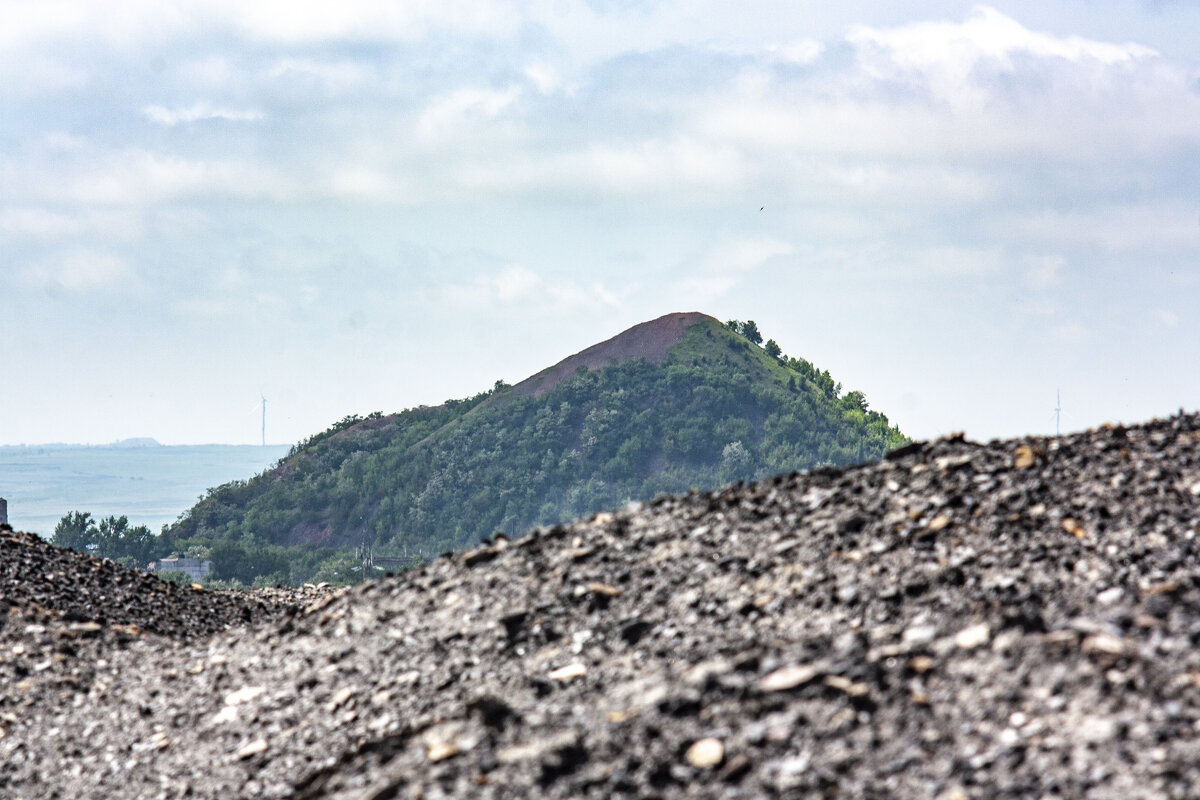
[[510, 311, 709, 397], [0, 528, 319, 638], [4, 414, 1200, 798]]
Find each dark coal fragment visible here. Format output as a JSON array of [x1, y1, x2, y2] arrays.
[[469, 696, 518, 730]]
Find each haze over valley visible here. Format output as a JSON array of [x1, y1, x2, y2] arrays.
[[0, 443, 289, 536]]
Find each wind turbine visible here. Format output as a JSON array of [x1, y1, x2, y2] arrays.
[[1052, 389, 1071, 437], [248, 393, 267, 445], [1054, 388, 1061, 437]]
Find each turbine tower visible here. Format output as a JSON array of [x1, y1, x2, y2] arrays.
[[261, 393, 267, 447], [1055, 388, 1062, 437]]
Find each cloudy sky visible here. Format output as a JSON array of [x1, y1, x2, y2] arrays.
[[2, 1, 1198, 446]]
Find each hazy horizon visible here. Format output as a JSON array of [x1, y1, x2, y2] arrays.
[[0, 443, 292, 536], [0, 439, 292, 449], [4, 1, 1199, 447]]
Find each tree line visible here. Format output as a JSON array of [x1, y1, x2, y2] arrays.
[[50, 510, 364, 586]]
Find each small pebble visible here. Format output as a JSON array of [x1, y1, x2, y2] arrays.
[[548, 663, 588, 682], [685, 738, 724, 768], [955, 623, 991, 650]]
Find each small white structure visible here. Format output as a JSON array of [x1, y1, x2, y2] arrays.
[[150, 557, 211, 583]]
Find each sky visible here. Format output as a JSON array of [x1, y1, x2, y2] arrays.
[[2, 0, 1199, 446]]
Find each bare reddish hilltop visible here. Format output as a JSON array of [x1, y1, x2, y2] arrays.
[[512, 311, 711, 397]]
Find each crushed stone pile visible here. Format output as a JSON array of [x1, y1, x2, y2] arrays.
[[0, 528, 326, 639], [4, 413, 1200, 798]]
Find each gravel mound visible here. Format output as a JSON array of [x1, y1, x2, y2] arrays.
[[5, 413, 1200, 798], [0, 528, 321, 639]]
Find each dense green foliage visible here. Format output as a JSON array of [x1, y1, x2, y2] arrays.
[[49, 509, 354, 585], [52, 511, 157, 568], [158, 317, 906, 583]]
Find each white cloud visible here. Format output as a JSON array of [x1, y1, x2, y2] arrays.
[[698, 237, 794, 274], [556, 138, 746, 194], [494, 265, 541, 302], [1052, 320, 1092, 343], [6, 5, 1197, 214], [524, 62, 563, 95], [545, 279, 624, 309], [763, 40, 824, 65], [774, 242, 1009, 286], [1023, 255, 1066, 289], [1014, 297, 1062, 318], [327, 167, 401, 201], [0, 208, 87, 238], [0, 0, 185, 50], [848, 6, 1157, 108], [6, 148, 294, 205], [229, 0, 522, 42], [2, 55, 90, 96], [0, 207, 143, 240], [694, 6, 1199, 168], [0, 0, 522, 49], [853, 5, 1156, 66], [268, 59, 374, 92], [70, 154, 246, 203], [437, 265, 623, 312], [416, 86, 523, 145], [37, 132, 88, 153], [1153, 308, 1179, 329], [142, 103, 265, 126], [176, 57, 236, 87], [673, 275, 737, 307], [20, 248, 135, 292], [456, 137, 748, 198], [879, 245, 1005, 281], [439, 265, 539, 308], [814, 161, 999, 205], [1005, 202, 1200, 251], [299, 284, 320, 308], [669, 236, 794, 305], [216, 265, 249, 289], [714, 38, 824, 66]]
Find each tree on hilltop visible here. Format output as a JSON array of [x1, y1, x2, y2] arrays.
[[725, 319, 763, 345]]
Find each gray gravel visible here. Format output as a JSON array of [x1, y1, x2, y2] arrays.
[[4, 413, 1200, 798], [0, 528, 323, 639]]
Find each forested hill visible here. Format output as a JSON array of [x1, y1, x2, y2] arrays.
[[165, 313, 907, 560]]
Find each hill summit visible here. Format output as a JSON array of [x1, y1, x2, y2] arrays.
[[165, 312, 906, 579], [512, 311, 709, 397]]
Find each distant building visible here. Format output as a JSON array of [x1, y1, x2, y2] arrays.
[[0, 497, 7, 527], [149, 557, 211, 583]]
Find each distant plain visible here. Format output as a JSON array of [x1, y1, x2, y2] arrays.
[[0, 444, 290, 537]]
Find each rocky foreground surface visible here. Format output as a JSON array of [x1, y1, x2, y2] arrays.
[[5, 414, 1200, 798]]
